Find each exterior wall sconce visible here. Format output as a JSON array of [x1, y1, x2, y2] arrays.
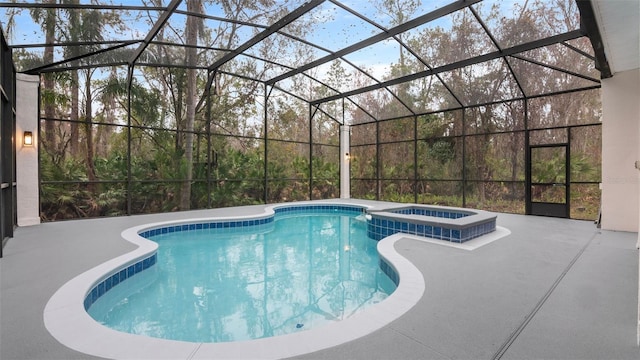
[[345, 152, 350, 160], [23, 131, 33, 146]]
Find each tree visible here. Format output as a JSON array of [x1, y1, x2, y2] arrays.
[[375, 0, 420, 72], [179, 0, 203, 211], [5, 0, 59, 152], [42, 1, 57, 150]]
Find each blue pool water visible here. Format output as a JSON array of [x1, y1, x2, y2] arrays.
[[88, 210, 396, 343]]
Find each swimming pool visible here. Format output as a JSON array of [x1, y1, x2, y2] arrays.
[[87, 207, 396, 343], [44, 201, 506, 359]]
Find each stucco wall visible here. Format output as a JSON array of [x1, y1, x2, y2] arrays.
[[601, 68, 640, 232], [16, 73, 40, 226]]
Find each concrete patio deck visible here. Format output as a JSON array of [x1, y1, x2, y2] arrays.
[[1, 199, 638, 359]]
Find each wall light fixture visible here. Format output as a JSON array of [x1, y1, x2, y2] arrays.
[[23, 131, 33, 146]]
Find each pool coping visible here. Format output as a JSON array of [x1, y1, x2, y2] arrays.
[[43, 201, 508, 359], [368, 204, 496, 229]]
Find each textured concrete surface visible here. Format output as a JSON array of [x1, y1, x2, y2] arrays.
[[1, 200, 638, 360]]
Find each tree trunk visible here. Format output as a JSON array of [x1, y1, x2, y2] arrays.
[[69, 3, 80, 157], [43, 0, 56, 151], [70, 70, 79, 157], [179, 0, 201, 210], [84, 71, 97, 187]]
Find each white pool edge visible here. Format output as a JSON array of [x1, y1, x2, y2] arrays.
[[43, 202, 508, 359]]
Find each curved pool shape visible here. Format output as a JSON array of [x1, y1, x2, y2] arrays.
[[87, 208, 397, 343], [43, 202, 427, 359]]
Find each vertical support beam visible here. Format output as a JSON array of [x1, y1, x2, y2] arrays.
[[0, 36, 15, 257], [461, 109, 467, 207], [637, 107, 640, 347], [263, 83, 269, 203], [126, 66, 133, 215], [340, 124, 350, 199], [566, 134, 571, 218], [205, 70, 214, 208], [376, 120, 381, 200], [414, 115, 418, 204], [15, 74, 40, 226], [309, 103, 313, 200], [524, 99, 531, 215]]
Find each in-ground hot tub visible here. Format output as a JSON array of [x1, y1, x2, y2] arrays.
[[367, 205, 497, 243]]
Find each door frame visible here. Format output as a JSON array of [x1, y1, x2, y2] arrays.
[[526, 143, 570, 218]]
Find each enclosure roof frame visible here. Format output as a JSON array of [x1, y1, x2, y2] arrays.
[[0, 0, 611, 121], [310, 29, 585, 106]]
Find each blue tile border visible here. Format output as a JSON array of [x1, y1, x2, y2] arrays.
[[379, 259, 399, 286], [274, 204, 365, 215], [138, 217, 276, 238], [368, 217, 496, 243], [367, 206, 496, 243], [84, 253, 157, 311], [391, 207, 470, 219], [139, 205, 365, 239]]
